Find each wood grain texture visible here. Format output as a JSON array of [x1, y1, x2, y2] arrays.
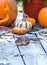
[[36, 32, 47, 53], [0, 19, 47, 65], [18, 34, 45, 55], [18, 34, 46, 65]]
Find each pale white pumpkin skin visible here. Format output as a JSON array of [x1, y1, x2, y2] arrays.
[[15, 20, 32, 31]]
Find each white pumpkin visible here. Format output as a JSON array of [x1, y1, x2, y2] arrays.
[[15, 20, 32, 31]]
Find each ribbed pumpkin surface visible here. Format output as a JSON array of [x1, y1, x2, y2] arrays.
[[0, 0, 17, 26], [15, 20, 32, 31]]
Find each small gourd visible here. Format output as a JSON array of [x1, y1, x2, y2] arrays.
[[25, 17, 36, 26], [12, 27, 27, 35], [15, 20, 32, 31]]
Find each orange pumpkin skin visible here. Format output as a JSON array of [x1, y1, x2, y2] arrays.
[[12, 27, 27, 35], [26, 18, 36, 26], [22, 17, 36, 26], [0, 0, 17, 26], [38, 7, 47, 28]]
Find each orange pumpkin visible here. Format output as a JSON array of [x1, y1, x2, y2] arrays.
[[38, 7, 47, 27], [0, 0, 17, 26], [23, 17, 36, 26], [12, 27, 27, 35]]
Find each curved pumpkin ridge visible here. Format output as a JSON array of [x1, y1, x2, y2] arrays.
[[5, 0, 17, 26], [23, 17, 36, 26], [20, 27, 27, 35], [0, 0, 8, 18], [12, 27, 20, 34], [0, 14, 9, 22], [26, 18, 36, 26], [15, 20, 32, 32], [0, 0, 17, 26], [12, 27, 27, 35]]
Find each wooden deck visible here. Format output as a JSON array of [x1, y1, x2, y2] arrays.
[[0, 12, 47, 65]]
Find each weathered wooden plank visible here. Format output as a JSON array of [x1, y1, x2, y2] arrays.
[[7, 56, 24, 65], [23, 54, 37, 65], [0, 56, 24, 65], [23, 54, 47, 65], [35, 54, 47, 65], [0, 39, 20, 55], [18, 40, 47, 65], [19, 41, 45, 55], [17, 34, 46, 65], [0, 39, 25, 65], [36, 33, 47, 53], [18, 34, 45, 55]]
